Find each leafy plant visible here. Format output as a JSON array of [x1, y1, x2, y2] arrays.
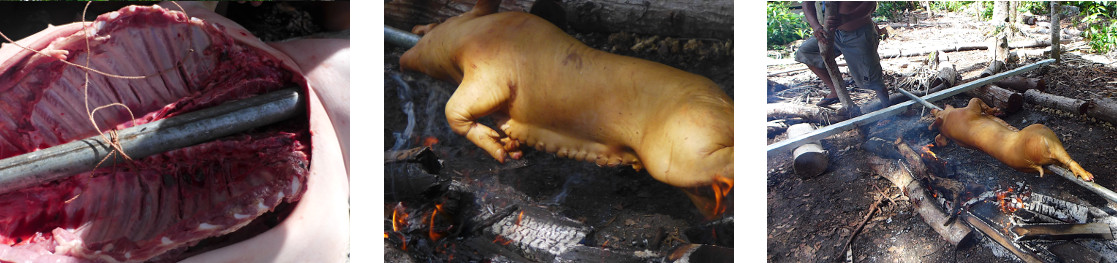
[[1082, 12, 1117, 53], [874, 1, 920, 21], [766, 1, 811, 50], [929, 1, 973, 13]]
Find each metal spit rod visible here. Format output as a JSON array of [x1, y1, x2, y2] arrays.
[[385, 26, 420, 48], [767, 58, 1054, 154], [1046, 165, 1117, 204], [896, 87, 943, 111], [0, 88, 304, 195]]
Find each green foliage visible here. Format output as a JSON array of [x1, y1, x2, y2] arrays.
[[766, 1, 811, 50], [1066, 1, 1117, 17], [1082, 12, 1117, 53], [1058, 2, 1117, 53], [979, 1, 994, 20], [874, 1, 920, 21], [1017, 1, 1048, 15], [929, 1, 973, 13]]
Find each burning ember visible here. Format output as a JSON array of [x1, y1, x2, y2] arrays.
[[995, 187, 1029, 214]]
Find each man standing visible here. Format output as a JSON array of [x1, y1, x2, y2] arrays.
[[796, 1, 888, 107]]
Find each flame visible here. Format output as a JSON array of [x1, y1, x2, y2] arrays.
[[391, 203, 410, 251], [392, 204, 409, 232], [516, 211, 524, 226], [429, 203, 446, 241], [921, 144, 941, 160], [710, 175, 734, 218], [384, 232, 388, 239], [492, 235, 513, 245], [423, 136, 440, 147]]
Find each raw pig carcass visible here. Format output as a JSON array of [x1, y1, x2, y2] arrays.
[[0, 4, 312, 262]]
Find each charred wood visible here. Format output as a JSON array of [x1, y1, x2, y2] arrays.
[[1023, 89, 1090, 115], [554, 245, 661, 263], [667, 244, 733, 263], [385, 146, 443, 174], [481, 206, 590, 262], [867, 156, 972, 245], [684, 216, 733, 247], [863, 137, 902, 160]]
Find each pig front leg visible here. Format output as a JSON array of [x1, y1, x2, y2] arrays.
[[445, 75, 522, 162]]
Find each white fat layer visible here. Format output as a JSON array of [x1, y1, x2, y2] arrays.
[[291, 177, 301, 196], [161, 237, 173, 245], [103, 244, 113, 251], [277, 192, 285, 200], [125, 252, 132, 259], [197, 223, 218, 231], [234, 213, 250, 220], [107, 11, 119, 20], [257, 201, 267, 210]]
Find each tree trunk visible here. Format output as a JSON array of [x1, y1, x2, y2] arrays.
[[821, 1, 861, 117], [1024, 89, 1091, 114], [966, 85, 1023, 113], [994, 76, 1046, 92], [766, 103, 846, 123], [384, 0, 734, 39], [1086, 98, 1117, 126], [1051, 2, 1062, 64], [788, 123, 828, 179]]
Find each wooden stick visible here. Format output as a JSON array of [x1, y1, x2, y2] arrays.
[[820, 1, 860, 117]]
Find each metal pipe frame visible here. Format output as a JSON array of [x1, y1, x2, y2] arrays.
[[0, 88, 304, 194], [768, 58, 1054, 154]]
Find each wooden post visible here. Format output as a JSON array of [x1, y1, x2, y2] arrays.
[[1051, 2, 1062, 64], [820, 1, 861, 117]]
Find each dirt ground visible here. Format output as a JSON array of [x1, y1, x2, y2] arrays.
[[768, 9, 1117, 263], [384, 23, 733, 261]]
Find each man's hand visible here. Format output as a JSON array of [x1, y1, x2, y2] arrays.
[[813, 29, 831, 45]]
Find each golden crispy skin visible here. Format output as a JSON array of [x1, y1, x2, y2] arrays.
[[400, 0, 733, 216], [931, 98, 1092, 181]]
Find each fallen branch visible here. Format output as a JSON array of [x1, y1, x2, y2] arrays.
[[1023, 89, 1091, 114], [867, 155, 971, 245], [766, 103, 846, 123], [844, 193, 883, 255], [1086, 98, 1117, 127], [966, 84, 1023, 113]]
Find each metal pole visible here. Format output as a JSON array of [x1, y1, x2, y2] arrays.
[[0, 88, 304, 194], [1047, 165, 1117, 204], [767, 58, 1054, 154], [386, 26, 420, 48], [896, 88, 943, 111]]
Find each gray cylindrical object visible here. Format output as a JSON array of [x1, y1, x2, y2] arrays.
[[788, 123, 828, 178], [385, 26, 420, 48], [0, 88, 304, 195]]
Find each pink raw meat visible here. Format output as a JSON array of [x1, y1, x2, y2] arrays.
[[0, 3, 348, 262]]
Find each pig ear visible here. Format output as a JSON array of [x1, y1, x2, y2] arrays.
[[411, 23, 440, 35], [472, 0, 501, 16]]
